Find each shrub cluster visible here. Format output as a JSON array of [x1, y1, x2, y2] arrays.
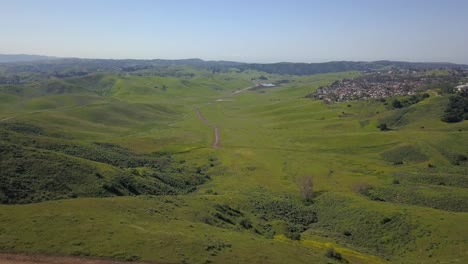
[[442, 90, 468, 123], [0, 140, 214, 204], [391, 93, 429, 109], [252, 198, 318, 237]]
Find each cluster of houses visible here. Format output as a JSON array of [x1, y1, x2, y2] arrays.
[[308, 70, 468, 103], [309, 76, 421, 103]]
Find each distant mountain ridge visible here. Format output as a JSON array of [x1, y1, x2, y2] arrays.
[[0, 54, 59, 63], [1, 54, 467, 76], [240, 60, 468, 75]]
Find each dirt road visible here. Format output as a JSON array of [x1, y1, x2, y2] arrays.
[[194, 83, 258, 149], [0, 117, 14, 122], [213, 126, 220, 148], [231, 85, 256, 95], [195, 109, 220, 148], [195, 109, 210, 126], [0, 253, 160, 264]]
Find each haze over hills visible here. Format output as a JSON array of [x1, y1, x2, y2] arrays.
[[1, 54, 468, 78], [0, 54, 59, 63]]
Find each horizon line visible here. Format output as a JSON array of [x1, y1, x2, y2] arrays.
[[0, 53, 467, 65]]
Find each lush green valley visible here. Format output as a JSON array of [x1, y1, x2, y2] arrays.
[[0, 61, 467, 264]]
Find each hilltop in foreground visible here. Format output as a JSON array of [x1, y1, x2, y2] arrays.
[[0, 58, 467, 263]]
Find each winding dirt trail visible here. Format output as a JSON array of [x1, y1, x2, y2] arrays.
[[195, 108, 210, 126], [230, 85, 257, 95], [196, 109, 220, 148], [0, 253, 161, 264], [194, 83, 258, 149], [212, 126, 220, 148], [0, 117, 14, 122]]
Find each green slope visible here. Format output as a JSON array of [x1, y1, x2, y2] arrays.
[[0, 71, 466, 263]]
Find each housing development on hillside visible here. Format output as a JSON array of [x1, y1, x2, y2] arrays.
[[308, 69, 468, 103]]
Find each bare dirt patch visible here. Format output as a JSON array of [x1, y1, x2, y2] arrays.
[[0, 253, 161, 264]]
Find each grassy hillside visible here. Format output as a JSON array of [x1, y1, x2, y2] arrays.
[[0, 70, 466, 263]]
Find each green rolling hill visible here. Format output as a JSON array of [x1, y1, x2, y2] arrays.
[[0, 60, 467, 263]]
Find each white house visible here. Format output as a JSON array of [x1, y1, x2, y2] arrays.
[[455, 83, 468, 92]]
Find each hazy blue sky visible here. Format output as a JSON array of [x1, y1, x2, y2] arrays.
[[1, 0, 467, 63]]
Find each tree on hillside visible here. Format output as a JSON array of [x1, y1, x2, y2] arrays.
[[378, 123, 390, 131], [299, 175, 314, 201], [392, 99, 403, 108], [442, 90, 468, 123]]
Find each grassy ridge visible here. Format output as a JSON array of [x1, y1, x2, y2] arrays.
[[193, 74, 467, 262], [0, 70, 466, 263]]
